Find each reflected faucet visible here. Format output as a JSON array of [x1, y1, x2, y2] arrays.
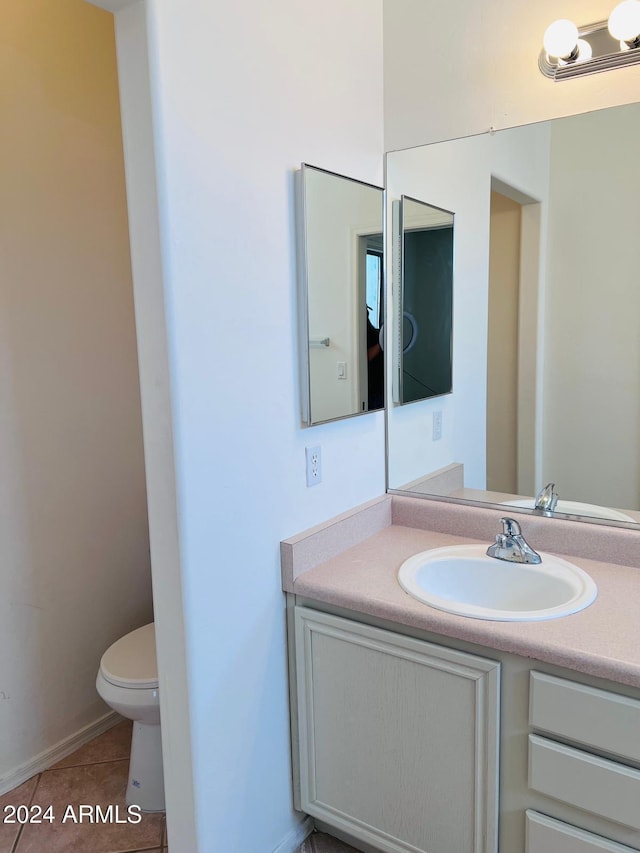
[[486, 517, 542, 565], [535, 482, 559, 515]]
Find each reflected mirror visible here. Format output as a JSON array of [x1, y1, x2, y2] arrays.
[[296, 164, 384, 425], [394, 196, 453, 405], [386, 102, 640, 526]]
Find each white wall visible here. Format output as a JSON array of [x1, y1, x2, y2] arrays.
[[386, 123, 551, 492], [0, 0, 151, 789], [543, 104, 640, 509], [384, 0, 640, 150], [106, 1, 386, 851], [150, 4, 385, 849], [110, 4, 197, 849]]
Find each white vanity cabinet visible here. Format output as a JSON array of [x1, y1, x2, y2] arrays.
[[289, 601, 640, 852], [525, 671, 640, 853], [292, 606, 500, 853]]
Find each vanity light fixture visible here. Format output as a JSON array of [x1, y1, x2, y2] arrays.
[[540, 1, 640, 80]]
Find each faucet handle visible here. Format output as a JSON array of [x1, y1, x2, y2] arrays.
[[489, 516, 541, 564], [500, 517, 522, 537], [535, 482, 558, 512]]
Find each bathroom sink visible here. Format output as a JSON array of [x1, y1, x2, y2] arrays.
[[501, 498, 637, 524], [398, 544, 597, 621]]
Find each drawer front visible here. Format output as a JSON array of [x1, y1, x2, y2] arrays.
[[526, 810, 638, 852], [529, 735, 640, 829], [529, 671, 640, 762]]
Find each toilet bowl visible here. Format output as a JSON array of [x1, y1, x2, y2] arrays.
[[96, 622, 165, 812]]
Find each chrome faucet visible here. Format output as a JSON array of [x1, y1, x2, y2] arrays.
[[486, 517, 541, 565], [535, 482, 558, 514]]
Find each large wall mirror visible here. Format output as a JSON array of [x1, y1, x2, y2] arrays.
[[296, 164, 384, 426], [386, 101, 640, 527]]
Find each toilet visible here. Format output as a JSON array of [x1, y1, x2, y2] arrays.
[[96, 622, 165, 812]]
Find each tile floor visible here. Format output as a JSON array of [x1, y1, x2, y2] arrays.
[[0, 720, 166, 853], [0, 721, 361, 853]]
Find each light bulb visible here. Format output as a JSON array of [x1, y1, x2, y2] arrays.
[[543, 19, 579, 59], [576, 38, 593, 62], [608, 0, 640, 43]]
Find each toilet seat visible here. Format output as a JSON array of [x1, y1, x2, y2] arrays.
[[100, 623, 158, 689]]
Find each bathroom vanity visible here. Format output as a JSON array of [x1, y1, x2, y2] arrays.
[[282, 496, 640, 853]]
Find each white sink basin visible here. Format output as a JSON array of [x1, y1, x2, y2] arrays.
[[398, 544, 597, 621], [502, 498, 637, 524]]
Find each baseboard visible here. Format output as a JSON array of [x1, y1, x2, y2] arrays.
[[0, 711, 122, 797], [272, 815, 314, 853]]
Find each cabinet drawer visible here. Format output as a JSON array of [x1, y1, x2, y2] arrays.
[[529, 735, 640, 829], [526, 810, 638, 852], [529, 672, 640, 762]]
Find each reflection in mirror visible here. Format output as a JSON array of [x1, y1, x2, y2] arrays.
[[386, 103, 640, 526], [296, 164, 384, 425], [394, 196, 453, 405]]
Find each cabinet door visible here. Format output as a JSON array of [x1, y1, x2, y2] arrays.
[[294, 607, 500, 853]]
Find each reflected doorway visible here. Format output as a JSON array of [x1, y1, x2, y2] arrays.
[[487, 191, 521, 493], [487, 185, 542, 497]]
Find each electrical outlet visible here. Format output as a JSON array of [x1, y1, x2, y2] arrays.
[[305, 445, 322, 486], [433, 411, 443, 441]]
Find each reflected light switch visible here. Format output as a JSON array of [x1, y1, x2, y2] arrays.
[[337, 362, 347, 379], [433, 411, 442, 441]]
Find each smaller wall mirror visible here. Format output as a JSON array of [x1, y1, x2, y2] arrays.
[[296, 164, 384, 426], [394, 196, 454, 405]]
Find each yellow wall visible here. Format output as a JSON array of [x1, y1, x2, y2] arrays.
[[0, 0, 152, 784]]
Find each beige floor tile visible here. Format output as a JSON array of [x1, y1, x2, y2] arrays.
[[50, 721, 132, 770], [0, 777, 39, 853], [15, 760, 163, 853]]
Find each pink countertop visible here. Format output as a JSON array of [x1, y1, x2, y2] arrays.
[[282, 496, 640, 688]]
